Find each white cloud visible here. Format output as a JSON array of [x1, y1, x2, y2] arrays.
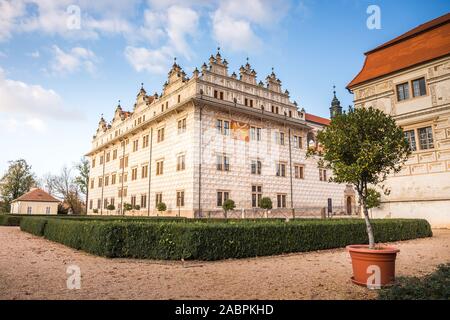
[[124, 46, 173, 74], [125, 4, 200, 73], [0, 0, 139, 41], [0, 0, 26, 41], [28, 51, 40, 58], [211, 0, 290, 52], [50, 45, 97, 74], [0, 67, 81, 120]]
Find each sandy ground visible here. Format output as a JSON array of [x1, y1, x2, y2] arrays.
[[0, 227, 449, 300]]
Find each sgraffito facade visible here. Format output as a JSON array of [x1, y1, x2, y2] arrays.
[[87, 51, 355, 217]]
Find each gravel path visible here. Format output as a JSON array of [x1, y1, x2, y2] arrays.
[[0, 227, 449, 300]]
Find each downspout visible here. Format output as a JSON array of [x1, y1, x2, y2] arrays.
[[100, 149, 106, 215], [288, 127, 295, 219], [147, 128, 153, 216], [198, 102, 203, 217], [120, 140, 126, 215]]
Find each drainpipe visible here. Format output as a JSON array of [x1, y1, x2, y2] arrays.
[[120, 139, 126, 215], [147, 128, 153, 216], [288, 127, 295, 219], [198, 102, 203, 217], [100, 149, 106, 215]]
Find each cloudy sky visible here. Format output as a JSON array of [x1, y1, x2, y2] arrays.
[[0, 0, 448, 177]]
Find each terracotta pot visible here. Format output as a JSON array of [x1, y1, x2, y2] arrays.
[[347, 245, 400, 288]]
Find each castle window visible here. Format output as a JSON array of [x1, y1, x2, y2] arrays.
[[214, 90, 218, 99], [140, 194, 147, 209], [131, 167, 138, 181], [396, 82, 410, 101], [293, 135, 302, 149], [143, 134, 149, 148], [141, 165, 148, 178], [276, 163, 286, 177], [132, 139, 139, 152], [104, 175, 109, 186], [177, 94, 181, 103], [418, 126, 434, 150], [294, 164, 304, 179], [277, 194, 287, 208], [155, 193, 163, 206], [157, 127, 165, 142], [177, 154, 186, 171], [156, 160, 164, 175], [404, 130, 417, 151], [219, 91, 224, 100], [251, 185, 262, 208], [412, 77, 426, 97], [250, 127, 261, 141], [176, 190, 185, 207], [106, 152, 110, 162], [131, 195, 136, 207], [216, 191, 230, 207], [216, 119, 230, 135], [111, 173, 116, 185], [319, 168, 327, 181], [251, 160, 262, 175], [216, 154, 230, 171], [178, 118, 186, 134]]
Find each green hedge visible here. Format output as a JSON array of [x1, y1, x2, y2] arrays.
[[20, 217, 48, 236], [19, 217, 432, 261], [0, 215, 22, 226]]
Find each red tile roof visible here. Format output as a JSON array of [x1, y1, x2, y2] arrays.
[[305, 113, 331, 126], [12, 188, 60, 203], [347, 13, 450, 90]]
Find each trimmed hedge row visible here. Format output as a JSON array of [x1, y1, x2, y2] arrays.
[[0, 215, 22, 226], [19, 217, 432, 260]]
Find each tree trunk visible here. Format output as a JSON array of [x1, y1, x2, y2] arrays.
[[362, 202, 375, 249]]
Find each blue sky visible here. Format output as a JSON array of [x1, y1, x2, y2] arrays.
[[0, 0, 449, 178]]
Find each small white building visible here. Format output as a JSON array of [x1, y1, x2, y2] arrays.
[[10, 188, 59, 215]]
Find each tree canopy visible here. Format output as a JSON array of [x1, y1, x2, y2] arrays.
[[0, 159, 37, 211], [314, 107, 411, 248]]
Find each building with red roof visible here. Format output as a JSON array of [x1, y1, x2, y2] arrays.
[[10, 188, 60, 215], [347, 12, 450, 228]]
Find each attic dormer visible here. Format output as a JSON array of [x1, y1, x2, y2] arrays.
[[207, 48, 228, 76], [163, 58, 188, 96], [239, 58, 257, 85], [266, 68, 282, 93]]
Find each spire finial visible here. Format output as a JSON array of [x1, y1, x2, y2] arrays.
[[141, 82, 144, 89], [333, 85, 336, 96], [217, 46, 220, 53], [118, 99, 121, 105]]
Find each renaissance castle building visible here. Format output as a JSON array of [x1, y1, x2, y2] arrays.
[[86, 50, 354, 217]]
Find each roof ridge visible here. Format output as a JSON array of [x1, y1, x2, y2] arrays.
[[365, 12, 450, 55]]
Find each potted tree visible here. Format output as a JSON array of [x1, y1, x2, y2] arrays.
[[157, 202, 167, 216], [222, 199, 235, 219], [259, 197, 272, 219], [106, 204, 115, 215], [313, 107, 410, 287]]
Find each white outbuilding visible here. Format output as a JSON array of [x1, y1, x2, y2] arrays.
[[10, 188, 59, 215]]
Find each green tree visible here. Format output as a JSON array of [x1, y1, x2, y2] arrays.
[[312, 107, 410, 248], [259, 197, 272, 218], [74, 157, 90, 214], [0, 159, 37, 212], [222, 199, 236, 218], [157, 202, 167, 213]]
